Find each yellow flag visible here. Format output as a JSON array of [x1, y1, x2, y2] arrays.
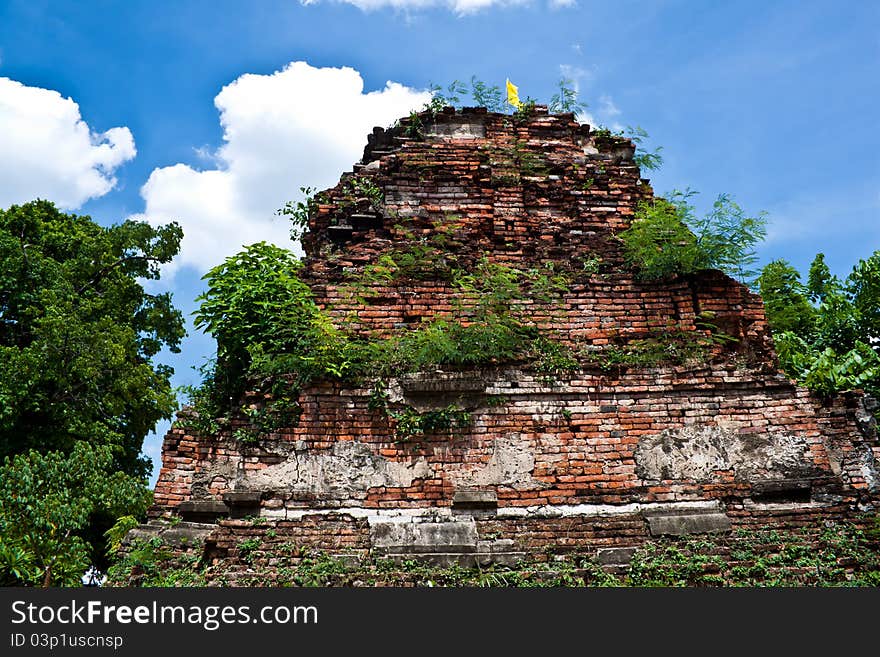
[[506, 79, 521, 109]]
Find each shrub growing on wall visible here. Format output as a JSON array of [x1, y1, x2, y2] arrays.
[[619, 190, 767, 284]]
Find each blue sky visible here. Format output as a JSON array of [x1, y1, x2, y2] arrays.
[[0, 0, 877, 484]]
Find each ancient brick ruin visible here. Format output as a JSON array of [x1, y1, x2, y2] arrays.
[[136, 106, 879, 579]]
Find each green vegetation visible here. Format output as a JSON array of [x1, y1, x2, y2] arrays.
[[548, 77, 587, 115], [757, 259, 818, 335], [237, 537, 262, 564], [426, 80, 469, 113], [187, 239, 366, 443], [346, 176, 383, 205], [191, 242, 325, 429], [584, 125, 665, 172], [619, 189, 767, 283], [626, 523, 880, 587], [387, 404, 473, 441], [186, 238, 585, 444], [0, 200, 183, 584], [106, 537, 207, 587], [426, 77, 507, 114], [404, 110, 424, 139], [625, 126, 664, 172], [758, 251, 880, 402], [468, 75, 505, 112], [585, 322, 735, 373], [413, 76, 665, 178], [276, 185, 324, 241], [424, 75, 566, 120], [0, 200, 184, 477], [512, 97, 539, 122], [346, 215, 465, 293], [0, 442, 152, 586]]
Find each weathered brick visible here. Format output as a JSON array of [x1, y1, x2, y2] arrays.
[[146, 108, 879, 568]]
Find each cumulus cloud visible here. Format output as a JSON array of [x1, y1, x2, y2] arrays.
[[136, 61, 430, 273], [300, 0, 569, 15], [0, 77, 136, 209]]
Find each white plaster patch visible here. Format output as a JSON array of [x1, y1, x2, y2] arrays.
[[241, 440, 433, 495], [635, 424, 818, 483], [426, 120, 486, 139], [260, 499, 731, 522], [450, 433, 547, 490]]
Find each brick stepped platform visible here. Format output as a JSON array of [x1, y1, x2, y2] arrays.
[[115, 507, 880, 586]]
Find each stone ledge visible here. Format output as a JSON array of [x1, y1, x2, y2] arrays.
[[452, 489, 498, 510], [643, 511, 732, 537], [223, 491, 262, 519], [223, 491, 262, 505], [370, 519, 478, 553], [178, 500, 229, 523], [399, 371, 490, 395], [596, 546, 638, 566], [124, 520, 217, 548], [750, 478, 813, 503]]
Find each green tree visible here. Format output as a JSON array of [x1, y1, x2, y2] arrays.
[[760, 251, 880, 403], [807, 253, 836, 302], [756, 259, 816, 336], [0, 441, 150, 587], [848, 251, 880, 344], [426, 80, 468, 113], [0, 200, 184, 478], [618, 194, 698, 280], [801, 252, 877, 356]]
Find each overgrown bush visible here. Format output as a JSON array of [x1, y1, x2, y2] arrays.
[[191, 242, 328, 419], [619, 189, 767, 283]]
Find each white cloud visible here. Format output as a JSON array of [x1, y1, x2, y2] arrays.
[[136, 61, 430, 274], [300, 0, 568, 15], [598, 94, 620, 118], [597, 94, 623, 132], [0, 77, 136, 209]]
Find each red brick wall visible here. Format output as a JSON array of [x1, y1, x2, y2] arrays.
[[152, 107, 878, 545], [153, 371, 877, 514]]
